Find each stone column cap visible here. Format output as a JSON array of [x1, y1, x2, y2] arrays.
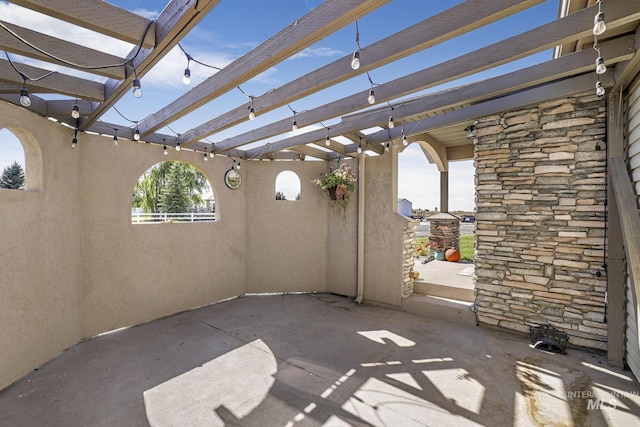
[[428, 213, 461, 221]]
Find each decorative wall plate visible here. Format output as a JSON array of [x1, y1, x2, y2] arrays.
[[224, 168, 242, 189]]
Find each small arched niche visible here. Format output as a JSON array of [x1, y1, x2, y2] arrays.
[[131, 160, 216, 223], [0, 127, 42, 191], [275, 170, 301, 201]]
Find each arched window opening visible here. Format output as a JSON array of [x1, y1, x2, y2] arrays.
[[131, 161, 215, 223], [0, 128, 26, 191], [275, 170, 301, 201]]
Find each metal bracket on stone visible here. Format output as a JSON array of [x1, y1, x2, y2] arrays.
[[530, 325, 568, 354]]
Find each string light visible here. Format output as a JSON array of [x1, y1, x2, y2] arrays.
[[209, 145, 215, 158], [357, 144, 362, 154], [132, 78, 142, 98], [368, 88, 375, 105], [595, 55, 606, 74], [203, 151, 208, 161], [351, 51, 360, 70], [133, 126, 140, 141], [596, 79, 605, 97], [236, 162, 241, 171], [350, 21, 361, 70], [71, 102, 80, 119], [593, 1, 606, 36], [385, 141, 390, 152], [72, 128, 78, 148], [388, 115, 394, 128], [163, 139, 168, 155], [176, 140, 181, 151], [113, 129, 118, 145], [402, 126, 408, 146], [19, 86, 31, 107], [248, 98, 256, 120], [183, 54, 192, 85]]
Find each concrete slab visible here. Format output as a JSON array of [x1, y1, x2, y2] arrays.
[[1, 293, 639, 426]]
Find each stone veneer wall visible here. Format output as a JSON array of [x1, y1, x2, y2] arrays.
[[474, 91, 608, 350], [402, 224, 416, 298]]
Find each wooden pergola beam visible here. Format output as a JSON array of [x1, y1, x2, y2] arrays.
[[0, 58, 105, 101], [241, 29, 635, 157], [80, 0, 221, 131], [179, 0, 543, 146], [9, 0, 156, 49], [0, 21, 127, 80], [367, 72, 613, 145], [137, 0, 390, 136]]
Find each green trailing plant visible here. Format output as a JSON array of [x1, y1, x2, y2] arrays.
[[312, 162, 357, 216]]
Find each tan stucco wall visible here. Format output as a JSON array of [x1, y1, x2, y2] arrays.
[[0, 104, 83, 390], [0, 102, 408, 390]]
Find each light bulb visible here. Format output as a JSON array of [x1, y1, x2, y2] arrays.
[[357, 145, 362, 154], [388, 116, 394, 128], [593, 12, 606, 36], [596, 80, 605, 97], [325, 136, 330, 146], [595, 57, 606, 75], [113, 134, 118, 146], [385, 142, 390, 152], [19, 88, 31, 107], [351, 51, 360, 70], [72, 137, 77, 148], [402, 135, 408, 146], [163, 145, 168, 155], [292, 120, 298, 131], [183, 68, 191, 85], [203, 152, 208, 161], [176, 141, 181, 151], [248, 107, 255, 120], [132, 78, 142, 98], [209, 149, 215, 158], [236, 162, 241, 170], [134, 128, 140, 141], [368, 89, 375, 105], [71, 105, 80, 119]]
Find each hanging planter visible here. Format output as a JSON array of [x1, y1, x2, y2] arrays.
[[312, 163, 357, 217]]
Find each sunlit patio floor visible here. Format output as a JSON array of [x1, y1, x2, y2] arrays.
[[1, 293, 639, 426]]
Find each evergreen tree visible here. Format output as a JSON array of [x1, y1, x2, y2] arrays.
[[132, 161, 207, 213], [0, 161, 25, 190], [158, 162, 192, 213]]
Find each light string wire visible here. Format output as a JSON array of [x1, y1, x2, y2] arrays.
[[0, 19, 156, 71]]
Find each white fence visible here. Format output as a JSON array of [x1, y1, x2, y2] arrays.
[[132, 212, 215, 223]]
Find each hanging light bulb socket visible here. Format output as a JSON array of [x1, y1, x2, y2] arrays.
[[134, 127, 140, 141], [176, 141, 181, 151], [325, 136, 331, 146], [402, 135, 408, 147], [183, 68, 191, 85], [71, 104, 80, 119], [596, 80, 605, 97], [292, 119, 298, 131], [248, 106, 255, 120], [368, 88, 376, 105], [113, 130, 118, 146], [351, 51, 360, 70], [357, 144, 362, 154], [19, 88, 31, 107], [593, 11, 606, 35], [595, 56, 606, 75], [203, 151, 208, 161], [132, 78, 142, 98], [388, 115, 394, 128], [72, 129, 78, 148], [163, 144, 168, 155]]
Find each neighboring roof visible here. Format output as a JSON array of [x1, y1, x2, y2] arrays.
[[1, 0, 639, 162]]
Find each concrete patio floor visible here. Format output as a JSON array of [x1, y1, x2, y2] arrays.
[[1, 293, 639, 426]]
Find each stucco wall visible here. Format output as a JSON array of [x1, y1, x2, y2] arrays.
[[0, 101, 408, 391], [474, 91, 608, 350], [0, 104, 83, 390]]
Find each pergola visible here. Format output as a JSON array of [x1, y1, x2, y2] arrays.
[[1, 0, 638, 174]]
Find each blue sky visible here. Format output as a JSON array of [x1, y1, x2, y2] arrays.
[[0, 0, 560, 210]]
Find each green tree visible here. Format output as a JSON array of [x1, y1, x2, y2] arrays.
[[158, 162, 192, 213], [0, 161, 25, 190], [132, 161, 207, 213]]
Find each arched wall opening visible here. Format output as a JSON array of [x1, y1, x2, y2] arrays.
[[0, 126, 43, 191], [275, 170, 301, 201], [131, 160, 216, 223]]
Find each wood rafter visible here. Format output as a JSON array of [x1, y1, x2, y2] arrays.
[[79, 0, 221, 131], [9, 0, 156, 48], [241, 26, 636, 158], [179, 0, 543, 146]]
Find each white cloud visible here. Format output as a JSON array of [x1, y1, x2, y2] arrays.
[[290, 46, 344, 59]]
